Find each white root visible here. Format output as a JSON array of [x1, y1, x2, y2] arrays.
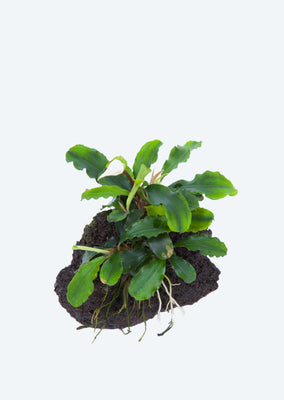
[[162, 279, 185, 317], [156, 289, 162, 320]]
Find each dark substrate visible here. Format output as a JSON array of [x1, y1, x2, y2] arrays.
[[54, 211, 221, 330]]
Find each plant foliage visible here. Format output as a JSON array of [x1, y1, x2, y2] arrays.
[[65, 140, 237, 338]]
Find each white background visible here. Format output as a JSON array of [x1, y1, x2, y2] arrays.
[[1, 1, 283, 399]]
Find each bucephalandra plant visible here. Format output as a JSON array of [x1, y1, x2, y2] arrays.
[[65, 140, 237, 340]]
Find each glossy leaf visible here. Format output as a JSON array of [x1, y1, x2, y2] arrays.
[[162, 140, 201, 176], [98, 173, 132, 191], [121, 248, 152, 275], [188, 208, 214, 232], [133, 140, 162, 178], [126, 164, 151, 210], [175, 234, 227, 257], [66, 144, 108, 180], [128, 258, 166, 300], [107, 209, 128, 223], [170, 171, 238, 200], [178, 189, 200, 211], [145, 184, 191, 232], [169, 255, 196, 284], [145, 204, 165, 217], [100, 252, 123, 286], [147, 233, 174, 260], [124, 209, 144, 229], [120, 215, 170, 243], [81, 185, 130, 200], [67, 256, 106, 307]]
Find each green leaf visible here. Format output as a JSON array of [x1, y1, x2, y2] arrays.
[[147, 233, 174, 260], [73, 245, 112, 255], [175, 234, 227, 257], [133, 140, 163, 178], [169, 255, 196, 284], [81, 185, 130, 200], [67, 256, 107, 307], [126, 164, 151, 211], [170, 171, 238, 200], [128, 258, 166, 300], [120, 215, 170, 243], [178, 189, 200, 211], [145, 204, 165, 217], [66, 144, 108, 180], [121, 248, 152, 275], [188, 208, 214, 232], [107, 209, 128, 223], [98, 173, 132, 191], [145, 184, 191, 232], [124, 209, 144, 229], [100, 252, 123, 286], [162, 140, 201, 176]]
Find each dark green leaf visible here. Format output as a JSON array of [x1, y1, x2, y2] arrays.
[[169, 255, 196, 284], [145, 184, 191, 232], [124, 209, 144, 229], [162, 140, 201, 176], [147, 234, 174, 260], [100, 252, 123, 286], [120, 215, 170, 243], [128, 258, 166, 300], [66, 144, 108, 180], [133, 140, 163, 178], [107, 209, 128, 223], [81, 185, 130, 200], [121, 248, 152, 275], [170, 171, 238, 200], [189, 208, 214, 232], [104, 236, 118, 248], [81, 250, 97, 265], [175, 234, 227, 257], [67, 256, 106, 307], [98, 173, 132, 191], [178, 189, 200, 211]]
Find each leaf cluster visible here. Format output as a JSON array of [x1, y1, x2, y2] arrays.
[[65, 140, 237, 308]]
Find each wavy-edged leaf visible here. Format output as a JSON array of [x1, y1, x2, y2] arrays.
[[145, 205, 165, 217], [145, 184, 191, 232], [121, 248, 152, 275], [120, 215, 170, 243], [99, 173, 132, 191], [126, 164, 151, 210], [133, 140, 162, 178], [175, 234, 227, 257], [124, 209, 144, 229], [162, 140, 201, 176], [67, 256, 107, 307], [100, 252, 123, 286], [147, 233, 174, 260], [128, 258, 166, 300], [170, 171, 238, 200], [178, 189, 200, 211], [107, 209, 128, 223], [66, 144, 108, 180], [188, 208, 214, 232], [81, 185, 130, 200], [169, 254, 196, 283]]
